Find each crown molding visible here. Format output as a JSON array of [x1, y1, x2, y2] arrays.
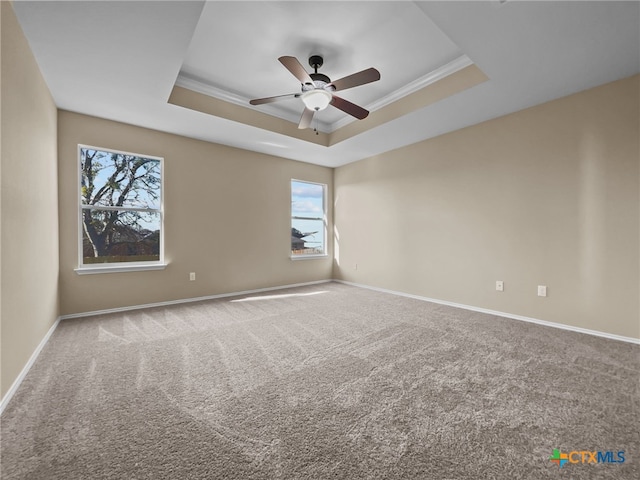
[[330, 55, 474, 131], [175, 54, 473, 135], [174, 73, 333, 133]]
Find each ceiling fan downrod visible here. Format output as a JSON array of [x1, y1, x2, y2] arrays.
[[308, 55, 331, 87]]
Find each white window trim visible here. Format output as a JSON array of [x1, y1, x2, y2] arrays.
[[290, 179, 327, 259], [75, 263, 168, 275], [76, 144, 166, 274], [290, 253, 328, 261]]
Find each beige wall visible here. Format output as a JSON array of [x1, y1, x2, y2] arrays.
[[1, 2, 59, 398], [334, 75, 640, 340], [58, 111, 333, 315]]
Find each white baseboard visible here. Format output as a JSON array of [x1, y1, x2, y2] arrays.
[[0, 316, 61, 415], [334, 279, 640, 345], [59, 279, 333, 320]]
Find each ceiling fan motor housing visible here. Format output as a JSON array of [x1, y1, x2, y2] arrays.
[[302, 73, 334, 91], [301, 55, 334, 91]]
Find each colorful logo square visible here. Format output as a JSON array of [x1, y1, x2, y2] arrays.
[[550, 449, 569, 468]]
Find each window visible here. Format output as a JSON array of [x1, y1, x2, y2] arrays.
[[78, 145, 163, 272], [291, 180, 326, 257]]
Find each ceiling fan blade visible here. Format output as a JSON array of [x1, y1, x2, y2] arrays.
[[329, 68, 380, 92], [249, 93, 299, 106], [279, 56, 314, 85], [298, 108, 315, 129], [330, 95, 369, 120]]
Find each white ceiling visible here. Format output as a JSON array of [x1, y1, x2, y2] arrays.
[[12, 1, 640, 168]]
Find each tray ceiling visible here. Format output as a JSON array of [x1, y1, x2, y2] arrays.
[[11, 1, 640, 168], [176, 1, 467, 132]]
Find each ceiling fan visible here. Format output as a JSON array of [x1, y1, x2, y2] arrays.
[[249, 55, 380, 130]]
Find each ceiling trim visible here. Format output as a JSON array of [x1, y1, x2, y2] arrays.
[[175, 74, 250, 111], [330, 55, 474, 131], [169, 63, 487, 149], [329, 63, 488, 146], [175, 54, 474, 134], [168, 85, 330, 146], [175, 72, 309, 130]]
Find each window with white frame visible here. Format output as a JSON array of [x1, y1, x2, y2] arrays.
[[291, 179, 326, 257], [78, 145, 163, 269]]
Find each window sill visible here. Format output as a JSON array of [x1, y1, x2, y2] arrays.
[[75, 263, 168, 275], [290, 254, 328, 261]]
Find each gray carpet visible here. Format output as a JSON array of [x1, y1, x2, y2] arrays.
[[1, 282, 638, 479]]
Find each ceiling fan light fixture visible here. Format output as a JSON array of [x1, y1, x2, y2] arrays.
[[301, 89, 332, 111], [250, 56, 379, 126]]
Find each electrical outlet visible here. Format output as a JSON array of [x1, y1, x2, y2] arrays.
[[189, 272, 196, 281], [537, 285, 547, 297], [496, 280, 504, 292]]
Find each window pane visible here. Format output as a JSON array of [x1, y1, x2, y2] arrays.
[[80, 148, 161, 209], [291, 180, 324, 219], [292, 219, 324, 255], [81, 209, 160, 264]]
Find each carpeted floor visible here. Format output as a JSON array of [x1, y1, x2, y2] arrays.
[[1, 282, 638, 479]]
